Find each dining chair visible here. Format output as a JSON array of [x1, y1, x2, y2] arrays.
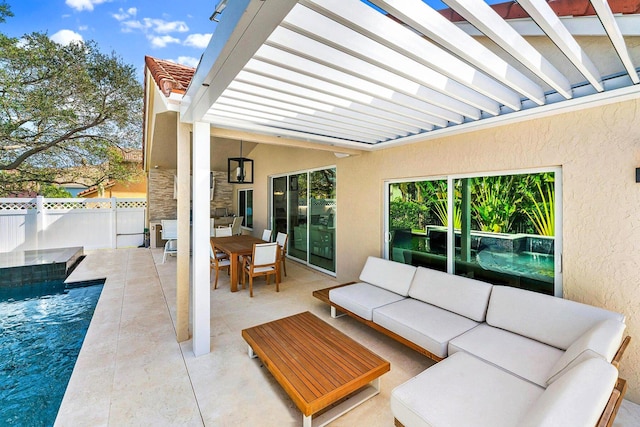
[[210, 218, 217, 237], [262, 229, 272, 242], [210, 242, 231, 289], [160, 219, 178, 263], [215, 226, 233, 237], [242, 242, 279, 297], [231, 216, 244, 235], [275, 232, 289, 277]]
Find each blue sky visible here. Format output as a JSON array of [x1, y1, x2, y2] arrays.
[[1, 0, 220, 77]]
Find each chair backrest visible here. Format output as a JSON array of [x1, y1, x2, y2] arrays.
[[252, 242, 279, 266], [161, 220, 178, 240], [231, 216, 243, 235], [216, 226, 233, 237], [276, 232, 288, 253], [262, 229, 272, 241]]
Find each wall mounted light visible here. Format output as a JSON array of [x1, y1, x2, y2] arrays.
[[210, 0, 229, 21], [228, 140, 253, 184]]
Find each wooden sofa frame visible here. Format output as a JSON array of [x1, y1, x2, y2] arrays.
[[313, 283, 631, 427]]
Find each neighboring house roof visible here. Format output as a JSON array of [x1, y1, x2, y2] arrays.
[[77, 181, 116, 197], [144, 56, 196, 98]]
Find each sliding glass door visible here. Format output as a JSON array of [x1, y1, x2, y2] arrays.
[[386, 168, 561, 296], [271, 167, 336, 274]]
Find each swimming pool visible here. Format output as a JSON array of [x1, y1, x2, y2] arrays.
[[0, 280, 103, 426]]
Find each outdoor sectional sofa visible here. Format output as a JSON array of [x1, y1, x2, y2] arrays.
[[321, 256, 630, 427]]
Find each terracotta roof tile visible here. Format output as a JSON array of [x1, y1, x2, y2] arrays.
[[77, 181, 115, 197], [144, 56, 196, 98], [440, 0, 640, 22]]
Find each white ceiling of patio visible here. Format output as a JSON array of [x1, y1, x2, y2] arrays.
[[181, 0, 640, 150]]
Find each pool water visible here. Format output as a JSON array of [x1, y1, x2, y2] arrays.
[[0, 281, 103, 427]]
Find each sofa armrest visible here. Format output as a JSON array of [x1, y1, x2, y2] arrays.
[[612, 335, 631, 369], [597, 377, 628, 427]]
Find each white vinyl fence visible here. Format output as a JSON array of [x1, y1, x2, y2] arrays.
[[0, 197, 147, 253]]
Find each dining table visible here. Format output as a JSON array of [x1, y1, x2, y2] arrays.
[[210, 235, 268, 292]]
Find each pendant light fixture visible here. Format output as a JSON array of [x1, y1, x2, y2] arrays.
[[227, 140, 253, 184]]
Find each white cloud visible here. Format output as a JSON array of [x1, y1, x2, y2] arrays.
[[65, 0, 111, 12], [113, 7, 137, 21], [118, 17, 188, 35], [174, 56, 200, 68], [78, 25, 88, 31], [184, 33, 212, 49], [149, 35, 180, 48], [50, 29, 84, 45], [148, 18, 188, 34]]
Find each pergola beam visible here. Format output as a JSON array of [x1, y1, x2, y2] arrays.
[[441, 0, 573, 99], [370, 0, 546, 105], [518, 0, 603, 92], [303, 0, 522, 111], [209, 126, 365, 154], [589, 0, 640, 84], [181, 0, 298, 123]]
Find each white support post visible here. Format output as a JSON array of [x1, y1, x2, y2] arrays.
[[192, 121, 211, 356], [176, 122, 191, 343], [110, 197, 117, 248]]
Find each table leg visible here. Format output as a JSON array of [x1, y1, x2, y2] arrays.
[[248, 345, 257, 359], [230, 254, 238, 292]]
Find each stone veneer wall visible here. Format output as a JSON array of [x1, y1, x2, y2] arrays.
[[148, 169, 234, 221]]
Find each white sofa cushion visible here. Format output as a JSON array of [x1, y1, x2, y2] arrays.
[[373, 299, 479, 358], [329, 282, 405, 321], [358, 256, 417, 296], [519, 358, 618, 427], [546, 318, 626, 384], [408, 267, 493, 322], [487, 286, 625, 350], [448, 323, 564, 387], [391, 352, 544, 427]]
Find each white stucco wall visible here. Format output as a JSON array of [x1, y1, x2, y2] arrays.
[[248, 97, 640, 402]]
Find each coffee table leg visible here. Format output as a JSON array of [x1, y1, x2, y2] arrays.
[[248, 345, 257, 359], [303, 414, 312, 427]]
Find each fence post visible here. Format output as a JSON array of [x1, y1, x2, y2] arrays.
[[111, 197, 117, 249], [36, 196, 45, 249]]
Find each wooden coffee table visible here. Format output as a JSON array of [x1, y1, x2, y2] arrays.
[[242, 311, 390, 427]]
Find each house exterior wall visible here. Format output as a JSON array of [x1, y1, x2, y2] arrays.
[[81, 178, 147, 199], [247, 97, 640, 403]]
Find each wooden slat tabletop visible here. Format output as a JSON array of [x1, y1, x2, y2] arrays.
[[242, 311, 390, 417]]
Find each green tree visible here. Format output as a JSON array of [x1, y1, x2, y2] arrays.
[[0, 6, 143, 196], [39, 184, 72, 198], [471, 175, 523, 233]]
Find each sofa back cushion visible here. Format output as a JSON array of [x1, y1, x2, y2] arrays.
[[546, 319, 626, 385], [359, 256, 417, 296], [487, 286, 625, 350], [408, 268, 493, 322]]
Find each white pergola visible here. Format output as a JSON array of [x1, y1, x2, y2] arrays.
[[176, 0, 640, 355]]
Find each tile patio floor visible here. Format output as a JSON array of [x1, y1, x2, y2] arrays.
[[55, 247, 640, 426]]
